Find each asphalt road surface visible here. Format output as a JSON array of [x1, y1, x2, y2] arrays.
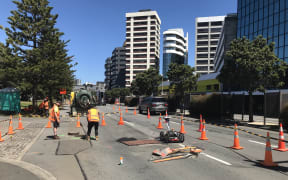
[[21, 104, 288, 180]]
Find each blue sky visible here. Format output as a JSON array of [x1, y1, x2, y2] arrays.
[[0, 0, 237, 84]]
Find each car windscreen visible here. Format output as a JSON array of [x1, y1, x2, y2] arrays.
[[152, 98, 166, 102]]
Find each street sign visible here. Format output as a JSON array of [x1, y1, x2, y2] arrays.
[[60, 88, 66, 95]]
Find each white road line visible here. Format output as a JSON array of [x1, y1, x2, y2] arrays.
[[124, 121, 135, 127], [170, 121, 180, 124], [201, 153, 232, 166], [248, 140, 277, 148]]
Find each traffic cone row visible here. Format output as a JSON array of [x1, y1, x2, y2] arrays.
[[7, 115, 15, 135], [199, 120, 208, 140], [101, 113, 106, 126], [274, 123, 288, 152], [76, 113, 81, 128], [157, 113, 163, 129], [147, 108, 150, 119], [16, 113, 24, 130], [231, 124, 244, 150], [118, 112, 124, 125], [261, 132, 278, 167], [179, 115, 186, 134], [197, 114, 203, 132]]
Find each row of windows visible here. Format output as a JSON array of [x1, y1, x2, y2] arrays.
[[197, 47, 217, 52], [197, 34, 220, 40], [163, 34, 186, 42], [197, 28, 222, 33], [197, 21, 223, 27], [196, 60, 214, 65], [197, 41, 218, 46], [196, 66, 214, 71], [196, 53, 215, 58]]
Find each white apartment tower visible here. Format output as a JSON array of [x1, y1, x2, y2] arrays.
[[125, 10, 161, 87], [195, 16, 225, 75]]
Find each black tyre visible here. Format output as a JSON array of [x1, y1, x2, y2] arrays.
[[160, 131, 164, 141], [164, 134, 170, 143], [178, 133, 184, 143], [139, 107, 143, 114]]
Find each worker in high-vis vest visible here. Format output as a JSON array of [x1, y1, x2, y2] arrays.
[[87, 107, 100, 141], [50, 102, 60, 139]]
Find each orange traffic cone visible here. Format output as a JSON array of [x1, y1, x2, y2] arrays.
[[147, 108, 150, 119], [118, 106, 121, 111], [113, 106, 115, 111], [231, 124, 243, 150], [134, 107, 137, 115], [7, 115, 15, 135], [165, 110, 168, 117], [157, 113, 163, 129], [179, 115, 186, 134], [0, 127, 4, 142], [101, 113, 106, 126], [197, 114, 203, 132], [261, 132, 278, 167], [199, 119, 208, 140], [118, 112, 124, 125], [46, 119, 52, 128], [76, 114, 81, 128], [16, 113, 24, 130], [274, 123, 288, 151], [125, 106, 128, 113]]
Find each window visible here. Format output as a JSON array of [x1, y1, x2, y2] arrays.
[[211, 28, 222, 33], [210, 47, 217, 51], [197, 60, 208, 64], [196, 66, 208, 71], [134, 16, 147, 20], [197, 47, 208, 52], [198, 29, 209, 33], [210, 34, 220, 39], [211, 21, 223, 26], [210, 41, 218, 45], [197, 41, 208, 46], [197, 54, 208, 58], [197, 35, 208, 40], [198, 22, 209, 27]]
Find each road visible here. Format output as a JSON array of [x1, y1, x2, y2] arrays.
[[2, 104, 287, 180]]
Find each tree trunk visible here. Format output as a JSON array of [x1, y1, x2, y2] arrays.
[[249, 91, 253, 122], [32, 86, 37, 112]]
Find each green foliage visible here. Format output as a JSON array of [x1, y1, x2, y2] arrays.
[[167, 63, 198, 106], [218, 36, 287, 121], [218, 36, 287, 92], [130, 68, 161, 96], [105, 88, 130, 100], [1, 0, 75, 108], [196, 79, 220, 92]]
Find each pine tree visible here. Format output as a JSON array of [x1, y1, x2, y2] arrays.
[[4, 0, 75, 108]]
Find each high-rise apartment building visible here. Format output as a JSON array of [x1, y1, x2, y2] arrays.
[[195, 16, 225, 75], [237, 0, 288, 62], [162, 28, 188, 78], [111, 47, 126, 88], [125, 10, 161, 87], [104, 57, 112, 90], [214, 14, 238, 73]]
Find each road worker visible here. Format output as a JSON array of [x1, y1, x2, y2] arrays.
[[87, 106, 100, 141], [50, 102, 60, 139]]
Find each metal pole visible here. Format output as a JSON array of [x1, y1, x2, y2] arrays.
[[264, 90, 266, 126]]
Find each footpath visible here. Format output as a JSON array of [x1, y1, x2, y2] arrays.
[[0, 105, 87, 180]]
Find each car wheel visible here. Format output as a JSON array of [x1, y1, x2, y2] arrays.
[[178, 133, 184, 143], [160, 131, 164, 141], [164, 134, 169, 143], [139, 107, 143, 114]]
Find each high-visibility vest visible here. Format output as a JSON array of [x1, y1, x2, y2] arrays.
[[49, 105, 60, 122], [88, 108, 99, 122], [44, 101, 49, 110]]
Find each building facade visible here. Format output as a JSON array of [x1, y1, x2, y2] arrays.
[[125, 10, 161, 87], [111, 47, 126, 88], [214, 14, 238, 72], [237, 0, 288, 62], [104, 57, 112, 90], [162, 28, 188, 78], [195, 16, 225, 75]]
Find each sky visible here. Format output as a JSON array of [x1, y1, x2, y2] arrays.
[[0, 0, 237, 84]]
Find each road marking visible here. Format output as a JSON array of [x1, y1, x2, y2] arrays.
[[124, 121, 135, 127], [170, 121, 180, 124], [201, 153, 232, 166], [248, 140, 277, 148]]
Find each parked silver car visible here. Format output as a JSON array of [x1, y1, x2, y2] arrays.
[[138, 97, 168, 114]]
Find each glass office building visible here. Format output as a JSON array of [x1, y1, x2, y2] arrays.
[[237, 0, 288, 61]]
